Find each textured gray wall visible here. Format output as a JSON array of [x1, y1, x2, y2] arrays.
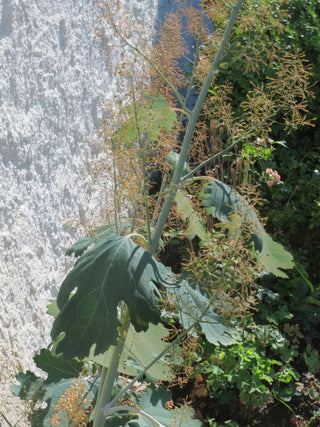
[[0, 0, 156, 421]]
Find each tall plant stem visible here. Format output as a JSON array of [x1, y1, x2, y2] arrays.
[[104, 300, 212, 412], [93, 307, 131, 427], [112, 151, 119, 236], [182, 137, 244, 182], [148, 0, 245, 255]]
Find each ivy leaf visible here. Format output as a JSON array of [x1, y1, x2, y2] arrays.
[[202, 178, 294, 277], [174, 189, 208, 242], [115, 95, 177, 147], [90, 323, 180, 381], [51, 233, 170, 359], [168, 281, 233, 346]]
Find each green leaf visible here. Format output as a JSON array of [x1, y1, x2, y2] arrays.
[[104, 387, 202, 426], [174, 189, 208, 242], [47, 298, 60, 318], [33, 349, 84, 384], [12, 371, 45, 402], [137, 387, 201, 426], [115, 95, 177, 147], [13, 349, 96, 426], [65, 225, 112, 257], [168, 281, 234, 346], [202, 178, 294, 277], [51, 233, 170, 359], [89, 323, 181, 381], [14, 372, 99, 426], [66, 236, 94, 257]]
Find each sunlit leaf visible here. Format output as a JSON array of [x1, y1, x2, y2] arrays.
[[202, 178, 294, 277], [174, 189, 208, 242], [13, 370, 99, 426], [104, 386, 202, 426], [51, 233, 170, 359], [168, 280, 234, 346], [89, 323, 181, 380], [34, 349, 84, 384], [115, 95, 177, 147]]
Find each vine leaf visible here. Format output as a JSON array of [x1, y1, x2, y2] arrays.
[[51, 233, 170, 359], [202, 178, 294, 278], [89, 323, 181, 381]]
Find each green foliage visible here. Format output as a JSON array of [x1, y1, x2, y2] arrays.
[[168, 280, 234, 346], [174, 189, 208, 242], [13, 353, 99, 426], [202, 178, 294, 277], [198, 319, 300, 409], [104, 386, 202, 426], [13, 1, 318, 425], [212, 0, 320, 281], [89, 323, 180, 380], [33, 349, 84, 384], [115, 95, 177, 148], [257, 270, 320, 332], [51, 232, 169, 359]]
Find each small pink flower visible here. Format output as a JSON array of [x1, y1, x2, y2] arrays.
[[266, 168, 273, 175], [267, 181, 274, 187]]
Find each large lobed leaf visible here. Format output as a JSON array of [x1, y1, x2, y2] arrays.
[[168, 281, 233, 346], [104, 386, 202, 426], [13, 351, 98, 426], [89, 323, 181, 381], [51, 233, 170, 359], [202, 178, 294, 277]]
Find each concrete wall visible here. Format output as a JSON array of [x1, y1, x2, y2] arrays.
[[0, 0, 156, 422]]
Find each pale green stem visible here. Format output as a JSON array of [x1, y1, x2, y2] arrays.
[[148, 0, 245, 255], [112, 151, 119, 236], [93, 308, 131, 427], [130, 77, 152, 241], [150, 173, 168, 228], [104, 300, 212, 411], [139, 132, 152, 243], [181, 137, 243, 182], [0, 412, 14, 427]]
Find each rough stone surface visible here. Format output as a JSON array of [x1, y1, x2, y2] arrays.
[[0, 0, 156, 423]]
